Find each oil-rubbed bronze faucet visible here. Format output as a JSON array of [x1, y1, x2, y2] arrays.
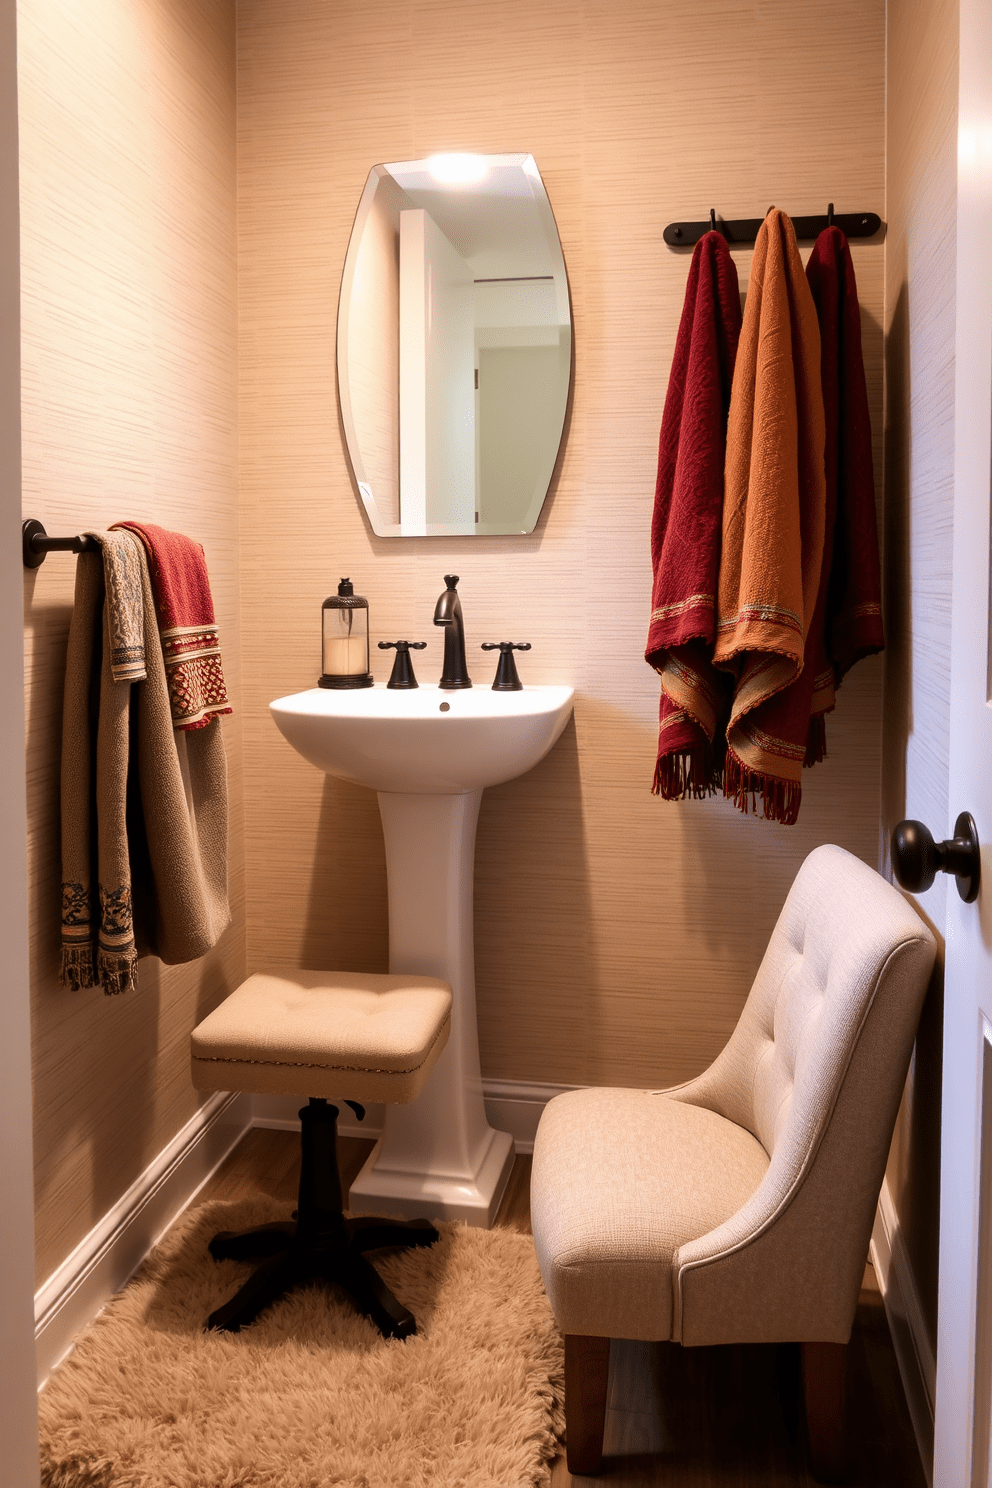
[[433, 575, 472, 689]]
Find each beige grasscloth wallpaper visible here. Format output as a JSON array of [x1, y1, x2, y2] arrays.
[[20, 0, 244, 1285], [237, 0, 885, 1092], [24, 0, 900, 1292]]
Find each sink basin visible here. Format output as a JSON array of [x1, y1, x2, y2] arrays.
[[270, 684, 575, 794]]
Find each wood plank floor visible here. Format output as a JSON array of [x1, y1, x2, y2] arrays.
[[194, 1127, 926, 1487]]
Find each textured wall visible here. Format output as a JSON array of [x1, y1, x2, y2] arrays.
[[20, 0, 244, 1285], [882, 0, 959, 1362], [237, 0, 886, 1090]]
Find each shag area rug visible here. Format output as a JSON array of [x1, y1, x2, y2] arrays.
[[39, 1197, 565, 1488]]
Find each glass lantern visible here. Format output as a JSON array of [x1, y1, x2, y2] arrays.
[[318, 578, 373, 688]]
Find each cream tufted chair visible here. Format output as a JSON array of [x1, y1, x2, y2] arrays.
[[530, 845, 936, 1480]]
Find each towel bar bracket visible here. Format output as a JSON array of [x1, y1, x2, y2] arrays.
[[23, 519, 100, 569]]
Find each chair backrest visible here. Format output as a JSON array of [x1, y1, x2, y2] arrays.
[[673, 843, 936, 1165], [669, 844, 937, 1346]]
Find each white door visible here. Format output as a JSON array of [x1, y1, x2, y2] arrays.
[[933, 0, 992, 1481]]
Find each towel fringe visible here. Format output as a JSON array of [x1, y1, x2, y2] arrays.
[[653, 744, 723, 801], [59, 945, 97, 991], [805, 713, 828, 768], [97, 949, 139, 996], [724, 750, 802, 826]]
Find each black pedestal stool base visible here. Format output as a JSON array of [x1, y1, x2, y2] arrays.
[[206, 1098, 439, 1340]]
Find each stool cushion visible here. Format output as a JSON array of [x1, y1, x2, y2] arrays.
[[190, 971, 452, 1104]]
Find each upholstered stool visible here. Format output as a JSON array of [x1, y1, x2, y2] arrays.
[[191, 970, 452, 1340]]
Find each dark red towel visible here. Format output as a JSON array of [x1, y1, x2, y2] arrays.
[[112, 521, 232, 731], [805, 226, 884, 692], [645, 231, 742, 799]]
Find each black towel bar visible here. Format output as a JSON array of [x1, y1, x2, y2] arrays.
[[23, 519, 101, 568], [663, 207, 882, 248]]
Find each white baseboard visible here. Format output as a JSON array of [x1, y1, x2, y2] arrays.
[[34, 1091, 252, 1388], [250, 1077, 579, 1154], [870, 1177, 936, 1485], [481, 1078, 580, 1153], [33, 1077, 576, 1392]]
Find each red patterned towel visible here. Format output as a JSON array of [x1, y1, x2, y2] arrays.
[[805, 226, 884, 691], [645, 231, 742, 799], [111, 521, 232, 731]]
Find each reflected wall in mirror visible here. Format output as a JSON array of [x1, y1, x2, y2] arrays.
[[337, 153, 572, 537]]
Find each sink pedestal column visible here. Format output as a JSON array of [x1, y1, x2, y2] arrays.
[[347, 788, 515, 1227]]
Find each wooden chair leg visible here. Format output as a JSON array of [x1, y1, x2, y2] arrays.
[[802, 1341, 851, 1483], [564, 1333, 611, 1476]]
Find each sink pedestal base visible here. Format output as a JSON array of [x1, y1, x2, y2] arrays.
[[349, 1126, 514, 1228], [347, 789, 515, 1228]]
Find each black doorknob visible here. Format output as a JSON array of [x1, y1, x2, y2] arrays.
[[891, 812, 981, 903]]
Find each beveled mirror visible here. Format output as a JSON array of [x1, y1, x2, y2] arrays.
[[337, 153, 572, 537]]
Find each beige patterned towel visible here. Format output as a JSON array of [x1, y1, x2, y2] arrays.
[[60, 532, 230, 994]]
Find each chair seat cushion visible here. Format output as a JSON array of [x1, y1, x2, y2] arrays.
[[190, 971, 452, 1104], [530, 1087, 769, 1341]]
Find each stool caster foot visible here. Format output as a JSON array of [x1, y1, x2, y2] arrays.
[[209, 1221, 295, 1262], [205, 1098, 441, 1340]]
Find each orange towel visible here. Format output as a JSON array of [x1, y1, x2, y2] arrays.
[[715, 209, 826, 825]]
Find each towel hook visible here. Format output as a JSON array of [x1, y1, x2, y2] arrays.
[[827, 202, 835, 226], [709, 208, 716, 232]]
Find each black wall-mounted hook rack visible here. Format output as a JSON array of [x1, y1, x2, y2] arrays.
[[22, 519, 100, 569], [663, 208, 882, 248]]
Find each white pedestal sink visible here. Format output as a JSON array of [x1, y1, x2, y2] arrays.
[[270, 683, 574, 1226]]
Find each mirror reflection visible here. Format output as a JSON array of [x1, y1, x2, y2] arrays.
[[337, 153, 572, 537]]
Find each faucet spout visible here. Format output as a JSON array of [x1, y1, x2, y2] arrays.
[[433, 575, 472, 689]]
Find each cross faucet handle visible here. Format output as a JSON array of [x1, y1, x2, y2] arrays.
[[378, 640, 427, 690], [480, 641, 531, 691]]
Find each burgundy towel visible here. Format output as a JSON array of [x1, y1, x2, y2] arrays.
[[805, 226, 884, 692], [112, 521, 232, 731], [645, 231, 742, 799]]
